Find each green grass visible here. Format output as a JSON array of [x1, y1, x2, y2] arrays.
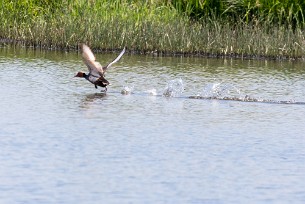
[[171, 0, 305, 27], [1, 0, 305, 59]]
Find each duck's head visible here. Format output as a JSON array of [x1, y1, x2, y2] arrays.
[[74, 72, 85, 77]]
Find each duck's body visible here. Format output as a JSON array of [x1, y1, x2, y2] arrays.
[[75, 44, 125, 92], [75, 72, 109, 89]]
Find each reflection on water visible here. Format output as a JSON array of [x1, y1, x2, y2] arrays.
[[80, 93, 108, 109], [1, 47, 305, 204], [83, 92, 108, 102]]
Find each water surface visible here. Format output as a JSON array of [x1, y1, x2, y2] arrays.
[[1, 47, 305, 204]]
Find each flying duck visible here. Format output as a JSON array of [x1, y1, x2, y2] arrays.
[[75, 44, 126, 92]]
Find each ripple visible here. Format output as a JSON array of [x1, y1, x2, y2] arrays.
[[189, 95, 305, 105]]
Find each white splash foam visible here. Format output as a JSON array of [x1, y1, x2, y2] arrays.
[[121, 86, 134, 95], [145, 89, 158, 96], [201, 83, 241, 98], [163, 78, 184, 97]]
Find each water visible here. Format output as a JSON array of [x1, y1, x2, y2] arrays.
[[1, 46, 305, 204]]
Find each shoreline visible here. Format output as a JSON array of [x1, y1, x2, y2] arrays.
[[1, 38, 303, 61]]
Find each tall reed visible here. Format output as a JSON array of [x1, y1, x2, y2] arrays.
[[1, 0, 305, 59], [170, 0, 305, 27]]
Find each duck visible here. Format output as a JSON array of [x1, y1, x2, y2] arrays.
[[74, 44, 126, 92]]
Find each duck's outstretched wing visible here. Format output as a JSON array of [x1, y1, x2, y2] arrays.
[[81, 44, 104, 76], [103, 47, 126, 72]]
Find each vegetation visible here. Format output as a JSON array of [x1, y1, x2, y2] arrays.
[[1, 0, 305, 59], [172, 0, 305, 27]]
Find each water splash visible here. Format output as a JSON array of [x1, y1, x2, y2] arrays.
[[145, 89, 158, 96], [201, 83, 241, 98], [163, 79, 184, 97], [190, 83, 305, 104], [121, 85, 134, 95]]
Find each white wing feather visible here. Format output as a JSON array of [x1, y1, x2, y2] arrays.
[[82, 44, 104, 75], [82, 44, 126, 75], [104, 47, 126, 71]]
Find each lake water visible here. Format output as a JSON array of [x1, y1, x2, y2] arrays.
[[1, 46, 305, 204]]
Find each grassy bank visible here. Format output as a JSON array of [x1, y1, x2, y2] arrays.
[[1, 0, 305, 59]]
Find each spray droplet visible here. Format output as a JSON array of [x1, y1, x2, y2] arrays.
[[163, 79, 184, 97]]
